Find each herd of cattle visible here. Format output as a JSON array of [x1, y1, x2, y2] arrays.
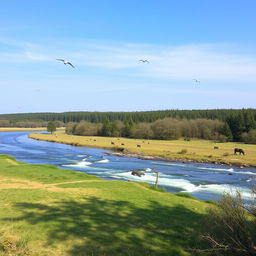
[[110, 140, 246, 156]]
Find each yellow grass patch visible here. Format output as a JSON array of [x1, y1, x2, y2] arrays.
[[5, 158, 19, 165], [0, 177, 101, 196], [0, 127, 65, 132], [0, 127, 46, 132], [29, 132, 256, 167]]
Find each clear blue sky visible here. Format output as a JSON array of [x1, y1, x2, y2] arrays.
[[1, 0, 256, 113]]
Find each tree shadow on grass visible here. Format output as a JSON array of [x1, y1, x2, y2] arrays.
[[4, 198, 203, 256]]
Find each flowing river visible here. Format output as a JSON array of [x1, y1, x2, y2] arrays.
[[0, 131, 255, 202]]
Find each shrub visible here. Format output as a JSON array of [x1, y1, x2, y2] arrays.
[[194, 189, 256, 256], [223, 152, 230, 157], [178, 149, 188, 154], [217, 135, 228, 143]]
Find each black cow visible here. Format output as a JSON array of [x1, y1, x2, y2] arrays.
[[131, 170, 145, 177], [234, 148, 245, 155]]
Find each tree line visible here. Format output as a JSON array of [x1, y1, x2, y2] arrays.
[[66, 118, 230, 141], [0, 109, 255, 143], [0, 109, 256, 124], [0, 120, 64, 128]]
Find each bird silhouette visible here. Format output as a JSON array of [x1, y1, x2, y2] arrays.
[[139, 59, 149, 63], [192, 79, 200, 83], [56, 59, 75, 68]]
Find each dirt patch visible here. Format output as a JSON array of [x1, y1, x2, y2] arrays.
[[0, 177, 101, 196], [5, 159, 19, 165]]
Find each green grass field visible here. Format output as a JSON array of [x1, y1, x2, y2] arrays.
[[0, 154, 210, 256], [29, 132, 256, 167]]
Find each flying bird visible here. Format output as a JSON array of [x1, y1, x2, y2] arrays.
[[192, 79, 200, 83], [139, 59, 149, 63], [56, 59, 75, 68]]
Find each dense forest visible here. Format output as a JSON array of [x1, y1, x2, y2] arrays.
[[0, 109, 256, 143]]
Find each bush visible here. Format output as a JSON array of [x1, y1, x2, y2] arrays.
[[178, 149, 188, 154], [195, 189, 256, 256], [217, 135, 228, 143], [241, 130, 256, 144], [223, 152, 230, 157]]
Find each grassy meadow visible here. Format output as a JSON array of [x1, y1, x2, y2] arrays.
[[29, 132, 256, 167], [0, 127, 65, 132], [0, 154, 210, 256], [0, 127, 47, 132]]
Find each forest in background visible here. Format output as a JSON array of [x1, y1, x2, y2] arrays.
[[0, 109, 255, 143]]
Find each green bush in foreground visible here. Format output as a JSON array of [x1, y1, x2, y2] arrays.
[[195, 189, 256, 256]]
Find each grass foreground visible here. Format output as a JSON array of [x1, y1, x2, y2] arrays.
[[29, 132, 256, 168], [0, 154, 210, 256]]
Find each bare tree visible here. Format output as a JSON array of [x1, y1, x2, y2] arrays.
[[194, 188, 256, 256]]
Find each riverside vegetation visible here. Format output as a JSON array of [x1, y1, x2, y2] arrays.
[[1, 108, 256, 143], [0, 154, 209, 256]]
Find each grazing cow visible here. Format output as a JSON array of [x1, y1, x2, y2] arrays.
[[131, 170, 145, 177], [121, 143, 124, 146], [93, 139, 96, 142], [214, 146, 219, 150], [137, 144, 141, 148], [234, 148, 245, 155], [111, 142, 115, 145]]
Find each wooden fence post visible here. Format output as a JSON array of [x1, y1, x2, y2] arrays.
[[155, 171, 160, 188]]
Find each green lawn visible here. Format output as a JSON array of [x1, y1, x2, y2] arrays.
[[0, 154, 210, 256]]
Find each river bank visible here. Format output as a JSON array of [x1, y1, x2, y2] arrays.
[[28, 132, 256, 168]]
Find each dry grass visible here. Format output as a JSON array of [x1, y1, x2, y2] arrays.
[[0, 127, 65, 132], [0, 127, 47, 132], [29, 132, 256, 167]]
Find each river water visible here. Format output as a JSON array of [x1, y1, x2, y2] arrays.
[[0, 131, 255, 202]]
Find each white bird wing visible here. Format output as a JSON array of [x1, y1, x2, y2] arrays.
[[67, 62, 75, 68], [56, 59, 65, 62]]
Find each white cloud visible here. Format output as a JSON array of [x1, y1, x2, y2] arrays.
[[1, 39, 256, 82], [67, 42, 256, 82]]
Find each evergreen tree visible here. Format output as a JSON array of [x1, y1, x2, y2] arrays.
[[123, 120, 134, 137], [221, 122, 233, 141]]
